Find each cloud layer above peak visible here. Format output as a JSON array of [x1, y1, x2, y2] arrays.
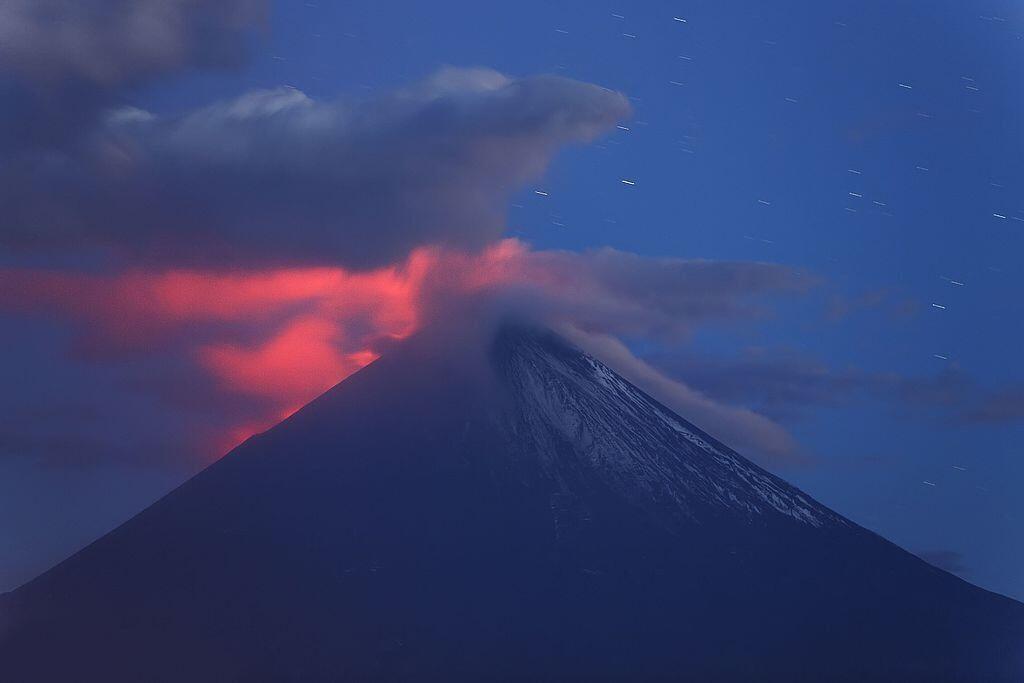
[[2, 68, 631, 269]]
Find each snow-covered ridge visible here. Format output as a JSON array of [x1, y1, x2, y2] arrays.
[[497, 328, 843, 528]]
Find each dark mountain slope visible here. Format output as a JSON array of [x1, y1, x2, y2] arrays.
[[2, 325, 1022, 681]]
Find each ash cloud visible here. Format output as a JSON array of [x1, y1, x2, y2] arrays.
[[2, 68, 631, 269], [520, 248, 813, 339]]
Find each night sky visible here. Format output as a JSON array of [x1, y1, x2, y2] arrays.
[[2, 0, 1023, 603]]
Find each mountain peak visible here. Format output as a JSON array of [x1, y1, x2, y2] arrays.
[[3, 323, 1023, 681]]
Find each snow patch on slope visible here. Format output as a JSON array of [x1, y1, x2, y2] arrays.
[[500, 330, 841, 528]]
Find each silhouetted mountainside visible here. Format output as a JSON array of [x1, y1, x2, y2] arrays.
[[2, 325, 1022, 681]]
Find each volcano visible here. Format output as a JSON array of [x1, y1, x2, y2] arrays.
[[2, 325, 1022, 681]]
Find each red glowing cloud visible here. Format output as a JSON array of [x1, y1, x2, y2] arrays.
[[0, 239, 805, 463], [200, 316, 377, 408], [0, 242, 534, 454]]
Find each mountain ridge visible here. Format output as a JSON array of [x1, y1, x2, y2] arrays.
[[2, 323, 1022, 681]]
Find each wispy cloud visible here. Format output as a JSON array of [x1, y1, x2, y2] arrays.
[[650, 348, 1024, 428]]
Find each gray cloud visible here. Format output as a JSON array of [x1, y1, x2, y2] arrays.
[[501, 248, 813, 341], [1, 68, 630, 268], [650, 348, 1024, 428], [0, 0, 264, 86], [649, 350, 869, 422], [0, 0, 267, 152]]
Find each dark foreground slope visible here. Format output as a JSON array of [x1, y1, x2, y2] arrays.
[[2, 326, 1022, 681]]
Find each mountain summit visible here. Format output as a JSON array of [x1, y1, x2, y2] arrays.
[[2, 325, 1022, 681]]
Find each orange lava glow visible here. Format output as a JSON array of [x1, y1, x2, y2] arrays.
[[0, 240, 534, 454]]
